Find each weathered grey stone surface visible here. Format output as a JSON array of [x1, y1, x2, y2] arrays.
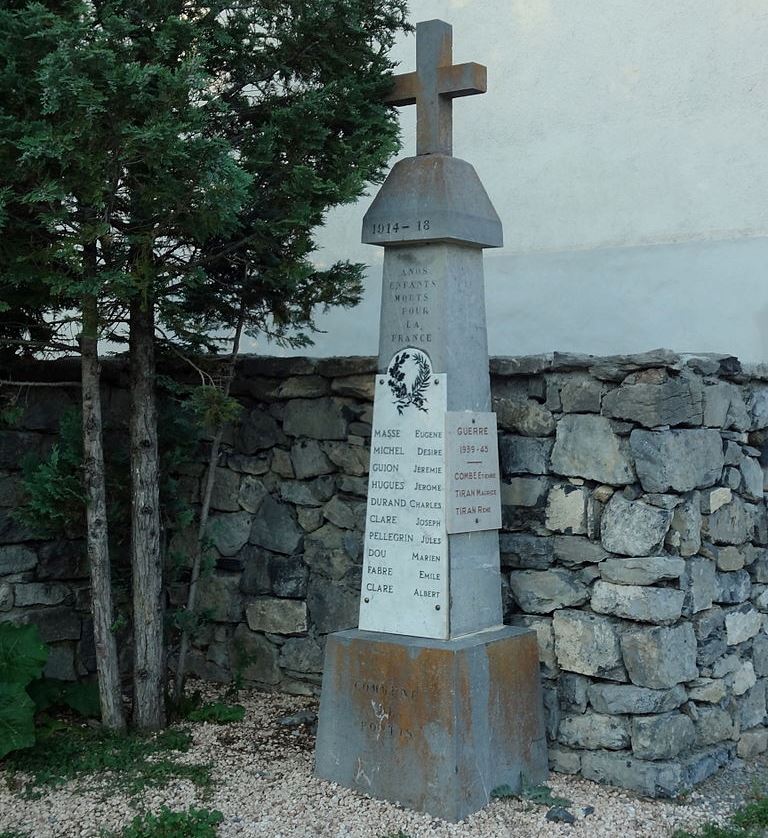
[[714, 570, 751, 604], [550, 415, 634, 485], [630, 429, 724, 493], [499, 533, 554, 569], [291, 440, 334, 479], [668, 495, 703, 557], [725, 605, 763, 645], [249, 495, 302, 555], [279, 476, 336, 506], [207, 511, 252, 557], [553, 610, 625, 681], [560, 376, 604, 413], [591, 581, 684, 625], [499, 436, 552, 476], [681, 557, 717, 614], [631, 713, 695, 760], [600, 495, 673, 556], [13, 583, 69, 607], [552, 536, 608, 566], [509, 615, 558, 676], [738, 728, 768, 758], [198, 575, 242, 623], [558, 713, 630, 750], [741, 457, 764, 501], [737, 680, 767, 729], [587, 683, 686, 715], [548, 746, 581, 775], [0, 545, 37, 575], [621, 624, 698, 689], [688, 678, 727, 703], [753, 634, 768, 676], [494, 399, 555, 437], [602, 369, 704, 428], [231, 624, 280, 685], [283, 397, 348, 440], [237, 408, 281, 453], [705, 497, 753, 545], [599, 556, 685, 586], [501, 477, 549, 508], [246, 598, 308, 635], [508, 569, 589, 614], [558, 673, 590, 713], [694, 707, 738, 746], [545, 484, 588, 534]]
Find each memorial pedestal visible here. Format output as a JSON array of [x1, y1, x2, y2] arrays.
[[315, 627, 548, 822]]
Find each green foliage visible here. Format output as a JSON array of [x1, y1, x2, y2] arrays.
[[0, 830, 30, 838], [4, 726, 211, 798], [27, 678, 101, 719], [17, 409, 85, 537], [120, 807, 223, 838], [187, 386, 242, 431], [673, 797, 768, 838], [186, 703, 245, 725], [0, 623, 48, 760]]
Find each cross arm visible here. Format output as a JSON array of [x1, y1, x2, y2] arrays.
[[384, 71, 418, 106], [438, 62, 487, 98]]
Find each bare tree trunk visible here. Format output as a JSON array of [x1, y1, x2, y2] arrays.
[[81, 293, 125, 731], [174, 307, 246, 702], [129, 297, 165, 730]]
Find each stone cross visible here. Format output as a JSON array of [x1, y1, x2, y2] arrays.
[[386, 19, 487, 156]]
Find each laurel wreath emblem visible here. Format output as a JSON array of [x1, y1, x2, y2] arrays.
[[387, 350, 432, 415]]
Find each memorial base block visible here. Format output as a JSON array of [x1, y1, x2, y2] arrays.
[[315, 626, 548, 822]]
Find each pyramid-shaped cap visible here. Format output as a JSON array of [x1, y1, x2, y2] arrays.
[[362, 155, 503, 249]]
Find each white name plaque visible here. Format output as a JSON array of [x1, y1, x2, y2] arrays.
[[445, 411, 502, 534], [358, 349, 449, 639]]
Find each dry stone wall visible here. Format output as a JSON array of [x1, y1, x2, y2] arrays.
[[3, 350, 768, 796]]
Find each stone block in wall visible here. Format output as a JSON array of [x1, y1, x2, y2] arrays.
[[209, 468, 242, 512], [282, 398, 349, 440], [630, 429, 724, 493], [694, 707, 739, 746], [279, 477, 336, 507], [714, 570, 751, 605], [0, 431, 50, 469], [494, 399, 555, 437], [725, 605, 762, 645], [499, 534, 554, 570], [553, 609, 626, 681], [681, 557, 716, 614], [601, 369, 703, 428], [500, 477, 549, 508], [246, 598, 307, 636], [249, 495, 302, 555], [621, 624, 698, 689], [558, 713, 630, 750], [322, 496, 363, 531], [704, 497, 753, 545], [9, 606, 81, 642], [270, 449, 294, 479], [587, 683, 686, 715], [731, 661, 757, 696], [207, 511, 252, 557], [688, 679, 727, 703], [558, 673, 590, 714], [600, 495, 673, 556], [238, 476, 268, 514], [237, 408, 281, 453], [552, 536, 608, 567], [582, 744, 732, 798], [737, 679, 767, 729], [279, 633, 325, 674], [753, 634, 768, 676], [509, 615, 558, 677], [509, 570, 589, 614], [498, 435, 552, 476], [591, 581, 684, 625], [703, 382, 737, 428], [199, 575, 243, 623], [667, 495, 702, 557], [631, 713, 695, 760], [542, 683, 560, 740], [737, 728, 768, 758], [43, 642, 77, 681], [0, 474, 21, 507], [277, 375, 329, 399], [548, 746, 581, 775], [599, 556, 685, 586], [13, 583, 70, 607], [0, 510, 37, 545], [306, 575, 358, 635], [0, 582, 11, 611], [550, 415, 634, 485], [329, 374, 375, 400], [544, 484, 587, 534], [231, 624, 280, 685], [740, 458, 764, 502], [559, 376, 604, 413], [323, 442, 369, 476], [0, 545, 37, 575], [227, 453, 270, 475]]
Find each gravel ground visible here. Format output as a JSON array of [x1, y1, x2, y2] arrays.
[[1, 682, 766, 838]]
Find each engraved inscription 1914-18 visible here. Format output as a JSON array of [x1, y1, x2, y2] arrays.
[[359, 349, 449, 639]]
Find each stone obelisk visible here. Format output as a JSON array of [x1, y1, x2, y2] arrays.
[[315, 20, 547, 822]]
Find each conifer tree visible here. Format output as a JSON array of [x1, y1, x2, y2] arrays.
[[1, 0, 409, 727]]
